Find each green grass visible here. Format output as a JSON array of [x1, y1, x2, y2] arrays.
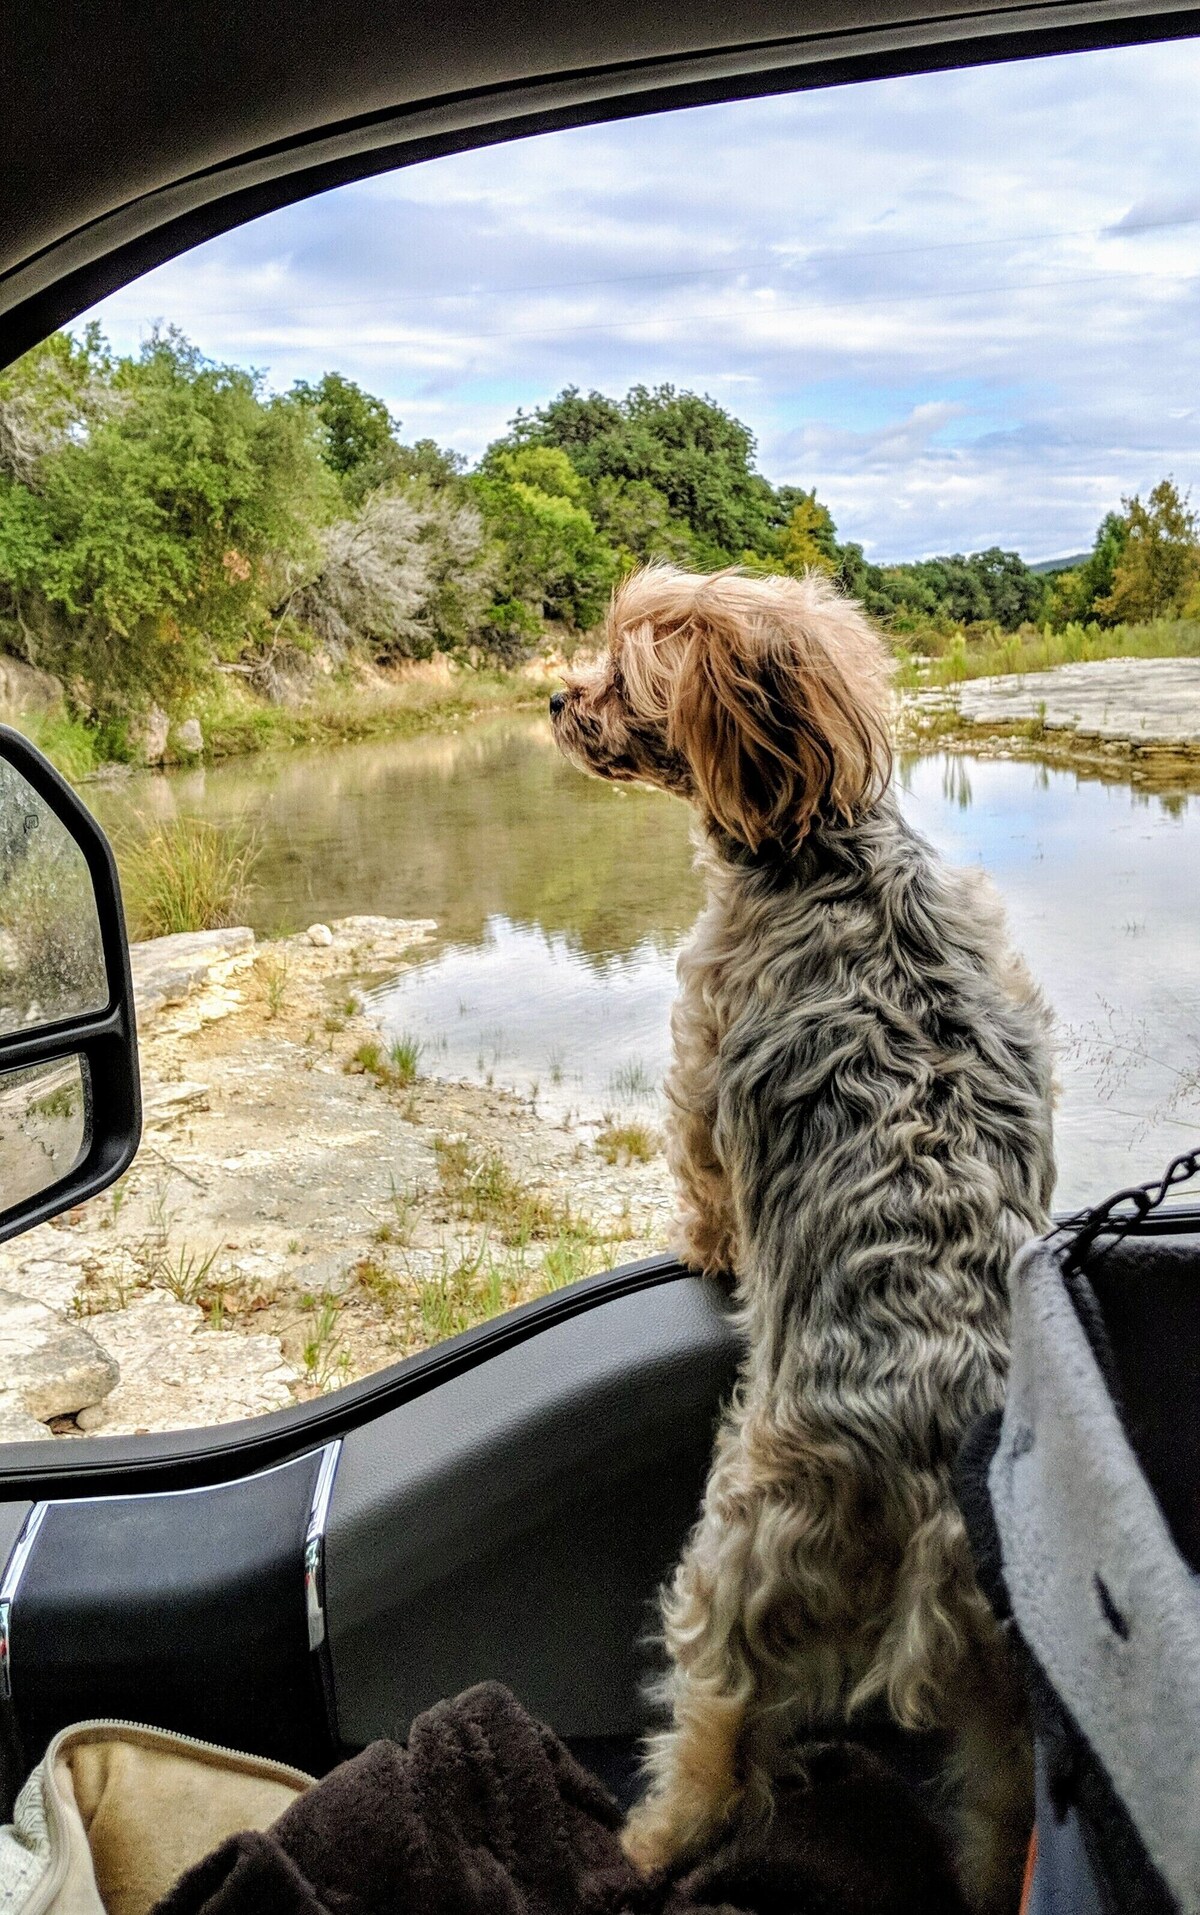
[[4, 658, 556, 785], [903, 615, 1200, 689], [388, 1033, 423, 1086], [433, 1135, 594, 1245], [150, 1243, 221, 1304], [260, 955, 289, 1018], [345, 1035, 423, 1092], [119, 815, 260, 940], [540, 1221, 604, 1288], [415, 1241, 507, 1344], [10, 708, 118, 782], [300, 1295, 351, 1391]]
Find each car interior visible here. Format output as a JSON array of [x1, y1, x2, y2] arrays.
[[2, 4, 1199, 1910]]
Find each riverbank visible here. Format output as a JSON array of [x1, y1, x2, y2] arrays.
[[4, 653, 562, 785], [0, 916, 673, 1440], [898, 656, 1200, 790]]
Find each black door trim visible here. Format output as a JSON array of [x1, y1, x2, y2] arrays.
[[0, 1252, 696, 1501]]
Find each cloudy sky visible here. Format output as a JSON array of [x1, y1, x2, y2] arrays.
[[84, 37, 1200, 564]]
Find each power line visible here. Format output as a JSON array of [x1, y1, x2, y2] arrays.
[[143, 213, 1200, 323], [213, 267, 1200, 350]]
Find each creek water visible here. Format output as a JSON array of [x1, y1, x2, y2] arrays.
[[91, 715, 1200, 1211]]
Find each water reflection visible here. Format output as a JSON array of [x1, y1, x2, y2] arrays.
[[92, 723, 1200, 1209], [91, 719, 700, 959]]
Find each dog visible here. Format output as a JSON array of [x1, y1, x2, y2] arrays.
[[550, 564, 1056, 1913]]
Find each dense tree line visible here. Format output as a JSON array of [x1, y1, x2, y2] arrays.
[[0, 327, 1196, 734]]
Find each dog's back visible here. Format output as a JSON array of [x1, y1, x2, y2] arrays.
[[699, 793, 1055, 1440], [641, 795, 1054, 1910]]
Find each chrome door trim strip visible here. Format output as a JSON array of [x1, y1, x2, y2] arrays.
[[303, 1441, 342, 1653], [0, 1502, 48, 1702]]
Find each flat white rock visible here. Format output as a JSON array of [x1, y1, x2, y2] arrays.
[[0, 1288, 118, 1425], [74, 1293, 297, 1436]]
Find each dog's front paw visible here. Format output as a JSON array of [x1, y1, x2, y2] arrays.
[[622, 1774, 743, 1877], [622, 1798, 709, 1876]]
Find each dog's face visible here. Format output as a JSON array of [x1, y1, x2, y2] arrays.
[[550, 565, 893, 853]]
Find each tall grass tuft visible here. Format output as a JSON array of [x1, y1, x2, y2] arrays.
[[121, 815, 260, 940]]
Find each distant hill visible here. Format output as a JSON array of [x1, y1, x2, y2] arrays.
[[1029, 553, 1089, 576]]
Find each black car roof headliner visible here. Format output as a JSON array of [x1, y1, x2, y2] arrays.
[[2, 0, 1199, 369]]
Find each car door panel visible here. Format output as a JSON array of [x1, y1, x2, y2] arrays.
[[325, 1272, 739, 1746], [0, 1271, 739, 1812]]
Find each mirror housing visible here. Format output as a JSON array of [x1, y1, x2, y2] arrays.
[[0, 725, 140, 1242]]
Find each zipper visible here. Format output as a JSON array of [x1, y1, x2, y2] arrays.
[[22, 1719, 314, 1915]]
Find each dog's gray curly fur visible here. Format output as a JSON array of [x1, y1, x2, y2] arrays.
[[551, 564, 1056, 1912]]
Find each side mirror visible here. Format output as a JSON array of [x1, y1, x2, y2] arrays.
[[0, 725, 140, 1244]]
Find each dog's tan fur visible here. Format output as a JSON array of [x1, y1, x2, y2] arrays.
[[552, 566, 1056, 1913]]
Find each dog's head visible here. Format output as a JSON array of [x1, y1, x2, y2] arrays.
[[550, 565, 893, 852]]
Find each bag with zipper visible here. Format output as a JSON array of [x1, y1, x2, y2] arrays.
[[0, 1720, 311, 1915]]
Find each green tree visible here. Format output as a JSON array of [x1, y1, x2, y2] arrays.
[[1096, 481, 1200, 623], [495, 383, 774, 561], [1047, 511, 1129, 625], [0, 329, 333, 711], [775, 490, 839, 576], [963, 548, 1047, 628], [472, 446, 617, 633], [588, 475, 696, 569], [290, 372, 396, 483], [860, 547, 1046, 631]]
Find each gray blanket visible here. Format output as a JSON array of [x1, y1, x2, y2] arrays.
[[987, 1237, 1200, 1914]]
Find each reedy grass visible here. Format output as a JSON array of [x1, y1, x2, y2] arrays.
[[901, 616, 1200, 689], [197, 663, 556, 762], [370, 1224, 609, 1352], [388, 1033, 423, 1086], [4, 655, 556, 786], [259, 955, 289, 1019], [119, 815, 260, 940], [300, 1293, 351, 1390], [153, 1243, 222, 1305], [345, 1035, 423, 1091], [607, 1057, 657, 1102]]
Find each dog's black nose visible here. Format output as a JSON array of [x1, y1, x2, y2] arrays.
[[549, 691, 567, 716]]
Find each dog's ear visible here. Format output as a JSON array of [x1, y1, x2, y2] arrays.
[[667, 577, 892, 851]]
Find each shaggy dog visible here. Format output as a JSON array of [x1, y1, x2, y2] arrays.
[[550, 565, 1056, 1913]]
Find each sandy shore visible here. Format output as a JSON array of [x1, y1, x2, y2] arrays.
[[0, 917, 674, 1440]]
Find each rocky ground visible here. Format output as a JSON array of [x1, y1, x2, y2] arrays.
[[900, 656, 1200, 786], [0, 918, 674, 1441]]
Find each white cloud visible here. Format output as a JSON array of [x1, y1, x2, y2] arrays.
[[83, 36, 1200, 562]]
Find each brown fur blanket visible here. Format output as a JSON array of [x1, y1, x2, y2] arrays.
[[151, 1683, 966, 1915]]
